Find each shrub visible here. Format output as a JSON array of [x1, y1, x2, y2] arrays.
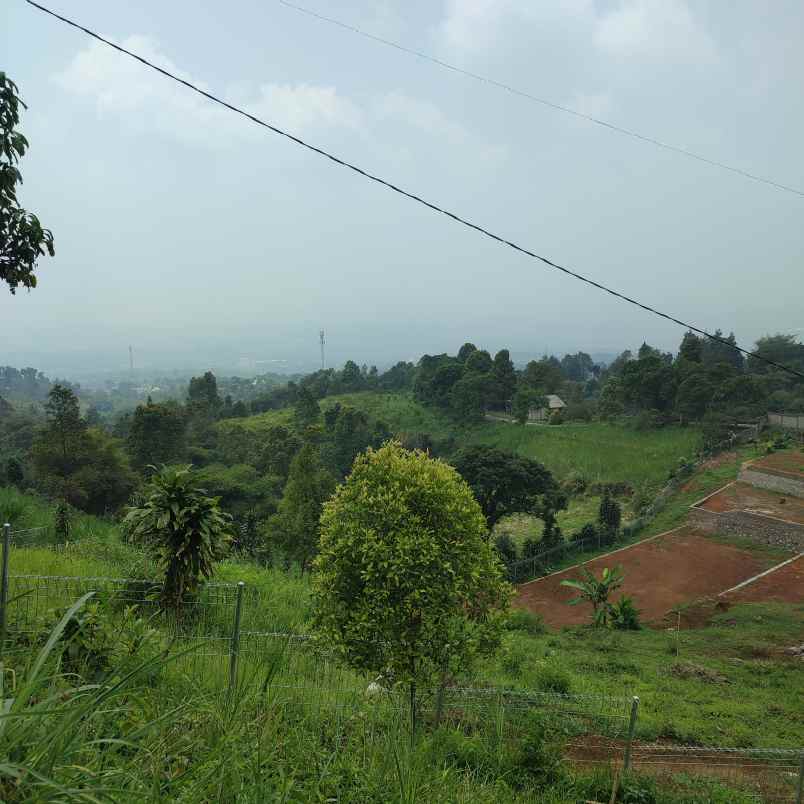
[[505, 609, 545, 636], [572, 522, 598, 546], [561, 470, 587, 497], [611, 595, 641, 630], [123, 465, 233, 612], [521, 537, 540, 560], [494, 532, 518, 565], [548, 409, 563, 425], [534, 663, 572, 694]]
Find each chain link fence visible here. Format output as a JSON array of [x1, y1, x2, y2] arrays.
[[2, 523, 802, 801]]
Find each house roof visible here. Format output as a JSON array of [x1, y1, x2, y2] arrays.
[[546, 394, 566, 408]]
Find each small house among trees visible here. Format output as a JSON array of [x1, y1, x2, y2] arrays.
[[528, 394, 566, 422]]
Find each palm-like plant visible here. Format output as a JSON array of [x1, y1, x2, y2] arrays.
[[560, 566, 624, 628], [123, 465, 233, 611]]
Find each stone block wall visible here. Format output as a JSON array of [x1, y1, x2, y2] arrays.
[[739, 467, 804, 499], [689, 507, 804, 552]]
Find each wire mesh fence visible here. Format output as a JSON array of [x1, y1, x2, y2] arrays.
[[566, 740, 804, 802], [2, 525, 802, 801]]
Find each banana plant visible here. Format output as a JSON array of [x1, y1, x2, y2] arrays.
[[560, 566, 624, 628]]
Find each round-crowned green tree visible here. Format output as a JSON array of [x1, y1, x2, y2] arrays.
[[123, 465, 233, 611], [312, 442, 511, 719]]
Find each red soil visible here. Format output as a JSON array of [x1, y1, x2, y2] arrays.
[[698, 482, 804, 524], [514, 528, 777, 628], [750, 448, 804, 479], [725, 554, 804, 605]]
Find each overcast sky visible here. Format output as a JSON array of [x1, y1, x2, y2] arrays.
[[3, 0, 803, 375]]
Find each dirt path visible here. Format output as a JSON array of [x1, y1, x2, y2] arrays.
[[514, 528, 777, 627]]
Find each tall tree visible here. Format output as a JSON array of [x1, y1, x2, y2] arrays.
[[272, 443, 335, 569], [677, 331, 703, 364], [1, 73, 55, 292], [127, 400, 187, 469], [702, 330, 744, 373], [42, 384, 86, 471], [490, 349, 517, 409], [293, 386, 320, 430], [187, 371, 222, 419], [457, 342, 478, 362]]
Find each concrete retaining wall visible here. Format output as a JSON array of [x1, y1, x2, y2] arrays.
[[688, 507, 804, 552], [739, 467, 804, 499]]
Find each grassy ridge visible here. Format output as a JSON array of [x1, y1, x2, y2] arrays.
[[220, 391, 702, 489]]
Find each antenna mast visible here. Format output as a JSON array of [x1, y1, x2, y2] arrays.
[[319, 330, 325, 370]]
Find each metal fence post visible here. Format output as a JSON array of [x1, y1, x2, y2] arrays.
[[796, 752, 804, 804], [623, 696, 640, 772], [228, 581, 245, 691], [0, 524, 10, 661]]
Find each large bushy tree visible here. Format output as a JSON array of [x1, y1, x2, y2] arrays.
[[1, 73, 54, 293], [453, 445, 566, 530]]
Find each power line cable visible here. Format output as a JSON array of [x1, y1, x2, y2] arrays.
[[23, 0, 804, 380], [275, 0, 804, 199]]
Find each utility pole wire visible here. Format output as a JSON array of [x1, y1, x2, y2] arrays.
[[276, 0, 804, 199], [24, 0, 804, 380]]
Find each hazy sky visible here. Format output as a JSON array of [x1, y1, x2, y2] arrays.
[[3, 0, 803, 375]]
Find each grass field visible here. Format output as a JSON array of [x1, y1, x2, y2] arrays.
[[221, 391, 702, 489]]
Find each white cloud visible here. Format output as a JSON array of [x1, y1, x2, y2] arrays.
[[594, 0, 717, 63], [438, 0, 593, 51], [374, 91, 507, 164], [54, 35, 363, 148]]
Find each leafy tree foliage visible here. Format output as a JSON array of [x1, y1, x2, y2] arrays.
[[323, 404, 390, 477], [511, 387, 546, 425], [453, 445, 566, 530], [1, 73, 54, 293], [31, 385, 135, 513], [293, 387, 320, 430], [0, 366, 52, 401], [678, 331, 703, 364], [522, 358, 564, 394], [378, 361, 416, 391], [127, 400, 186, 469], [598, 491, 622, 535], [313, 442, 510, 699], [457, 342, 478, 362], [255, 425, 301, 481], [560, 352, 595, 382], [124, 465, 232, 611], [187, 372, 222, 419], [490, 349, 517, 409], [702, 329, 744, 372], [271, 443, 335, 570]]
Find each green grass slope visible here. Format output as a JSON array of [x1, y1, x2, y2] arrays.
[[221, 392, 702, 489]]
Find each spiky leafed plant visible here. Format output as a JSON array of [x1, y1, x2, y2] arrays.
[[123, 465, 232, 612], [560, 566, 624, 628]]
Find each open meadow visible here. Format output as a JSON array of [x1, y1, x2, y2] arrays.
[[220, 391, 702, 489]]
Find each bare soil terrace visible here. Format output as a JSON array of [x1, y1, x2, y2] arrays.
[[698, 481, 804, 524], [514, 528, 786, 628]]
